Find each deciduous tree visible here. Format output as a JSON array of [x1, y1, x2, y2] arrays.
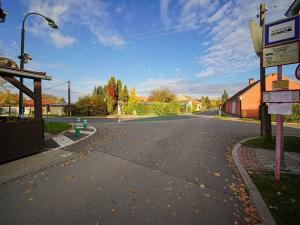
[[0, 91, 18, 116], [148, 87, 176, 103]]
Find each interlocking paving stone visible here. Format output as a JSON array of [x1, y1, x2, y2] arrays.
[[238, 146, 300, 174]]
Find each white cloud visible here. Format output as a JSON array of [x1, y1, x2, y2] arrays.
[[196, 67, 215, 77], [160, 0, 171, 27], [137, 77, 247, 97], [115, 4, 125, 14], [206, 1, 232, 23], [26, 0, 125, 48], [50, 32, 75, 48], [138, 78, 188, 95], [160, 0, 294, 78]]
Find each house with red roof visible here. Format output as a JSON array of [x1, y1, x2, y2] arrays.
[[222, 73, 300, 118]]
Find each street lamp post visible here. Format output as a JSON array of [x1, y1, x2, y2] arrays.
[[18, 12, 58, 116], [0, 1, 7, 23]]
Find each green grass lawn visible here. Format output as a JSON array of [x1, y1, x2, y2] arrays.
[[44, 122, 72, 134], [250, 172, 300, 225], [242, 136, 300, 152]]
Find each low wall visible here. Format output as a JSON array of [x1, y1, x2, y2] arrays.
[[0, 120, 44, 163]]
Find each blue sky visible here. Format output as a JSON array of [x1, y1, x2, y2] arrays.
[[0, 0, 297, 101]]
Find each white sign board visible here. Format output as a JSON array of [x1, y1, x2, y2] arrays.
[[268, 103, 292, 115], [263, 42, 299, 67], [249, 20, 262, 56], [264, 16, 299, 47], [263, 90, 300, 103]]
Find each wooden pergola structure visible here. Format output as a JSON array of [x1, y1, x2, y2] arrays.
[[0, 65, 51, 163], [0, 65, 51, 119]]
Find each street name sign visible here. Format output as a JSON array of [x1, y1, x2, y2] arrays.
[[296, 64, 300, 80], [264, 16, 299, 47], [268, 103, 292, 115], [263, 90, 300, 103], [272, 80, 289, 91], [263, 42, 299, 67], [268, 103, 293, 115]]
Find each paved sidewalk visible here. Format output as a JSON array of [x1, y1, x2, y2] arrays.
[[238, 146, 300, 174]]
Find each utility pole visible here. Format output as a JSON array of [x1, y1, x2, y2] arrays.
[[259, 3, 272, 140], [67, 80, 71, 116]]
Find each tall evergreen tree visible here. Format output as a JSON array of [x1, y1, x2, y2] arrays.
[[122, 85, 129, 102], [116, 80, 123, 101], [221, 89, 229, 102]]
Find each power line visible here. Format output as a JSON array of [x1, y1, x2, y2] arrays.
[[43, 81, 67, 91], [34, 19, 212, 58]]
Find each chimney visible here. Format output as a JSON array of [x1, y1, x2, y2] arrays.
[[249, 78, 255, 85]]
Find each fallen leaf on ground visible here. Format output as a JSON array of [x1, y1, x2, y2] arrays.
[[193, 209, 200, 214], [199, 184, 205, 188], [111, 208, 116, 214], [145, 197, 151, 204], [24, 188, 32, 194], [214, 172, 221, 177], [27, 197, 34, 202], [130, 188, 137, 193], [203, 193, 210, 198], [65, 176, 74, 180]]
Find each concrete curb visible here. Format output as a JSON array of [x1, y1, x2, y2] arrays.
[[232, 137, 277, 225], [50, 124, 96, 151]]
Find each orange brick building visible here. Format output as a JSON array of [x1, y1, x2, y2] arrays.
[[222, 73, 300, 118]]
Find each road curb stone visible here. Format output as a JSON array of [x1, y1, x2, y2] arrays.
[[232, 137, 277, 225]]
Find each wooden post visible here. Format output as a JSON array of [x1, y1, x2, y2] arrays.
[[67, 80, 71, 116], [34, 79, 42, 120], [275, 65, 284, 183]]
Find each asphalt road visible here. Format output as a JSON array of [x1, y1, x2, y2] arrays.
[[0, 115, 299, 225]]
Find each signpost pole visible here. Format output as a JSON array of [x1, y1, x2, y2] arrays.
[[259, 3, 272, 141], [275, 65, 283, 183]]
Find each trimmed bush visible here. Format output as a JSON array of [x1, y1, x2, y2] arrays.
[[123, 102, 180, 115]]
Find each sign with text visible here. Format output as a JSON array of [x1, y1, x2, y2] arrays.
[[263, 42, 299, 67], [272, 80, 289, 91], [264, 16, 299, 47], [268, 103, 292, 115], [263, 90, 300, 103]]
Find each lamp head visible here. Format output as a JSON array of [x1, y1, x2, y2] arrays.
[[45, 16, 58, 29], [0, 6, 7, 23]]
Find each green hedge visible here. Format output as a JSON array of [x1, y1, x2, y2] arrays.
[[123, 102, 180, 115]]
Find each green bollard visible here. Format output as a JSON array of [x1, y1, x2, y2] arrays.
[[83, 119, 87, 129], [77, 117, 81, 124], [75, 123, 80, 137]]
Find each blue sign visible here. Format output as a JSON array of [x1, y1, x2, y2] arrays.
[[265, 16, 299, 47]]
